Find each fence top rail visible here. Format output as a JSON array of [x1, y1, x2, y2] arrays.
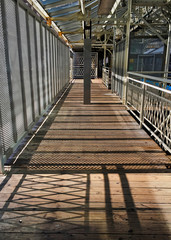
[[134, 71, 171, 74], [128, 76, 171, 95], [128, 71, 171, 84]]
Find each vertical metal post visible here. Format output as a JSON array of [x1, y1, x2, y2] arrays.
[[163, 23, 171, 88], [104, 34, 107, 68], [56, 38, 59, 92], [61, 43, 64, 89], [84, 39, 91, 104], [1, 0, 18, 142], [26, 10, 35, 122], [45, 28, 50, 104], [34, 17, 41, 115], [58, 39, 60, 89], [58, 39, 61, 92], [52, 36, 55, 98], [140, 78, 146, 129], [40, 23, 46, 109], [16, 0, 28, 130], [123, 0, 132, 105], [57, 38, 59, 94], [84, 20, 91, 104], [112, 17, 116, 93], [49, 33, 53, 101], [56, 38, 59, 94], [54, 37, 57, 96]]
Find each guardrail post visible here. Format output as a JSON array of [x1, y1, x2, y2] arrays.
[[125, 76, 129, 105], [123, 0, 132, 104], [140, 78, 146, 128], [111, 72, 114, 93]]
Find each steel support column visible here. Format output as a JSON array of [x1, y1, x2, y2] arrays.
[[84, 20, 91, 104], [164, 23, 171, 82], [123, 0, 132, 105], [112, 17, 116, 93], [104, 34, 107, 68], [84, 39, 91, 104]]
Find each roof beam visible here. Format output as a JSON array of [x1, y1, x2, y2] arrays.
[[135, 13, 166, 43], [79, 0, 85, 15], [52, 12, 78, 21], [44, 0, 77, 10], [49, 5, 79, 17]]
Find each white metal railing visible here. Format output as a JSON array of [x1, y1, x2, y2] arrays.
[[102, 67, 111, 88], [113, 72, 171, 153], [133, 71, 171, 79]]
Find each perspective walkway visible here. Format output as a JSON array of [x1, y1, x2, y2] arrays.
[[0, 79, 171, 240]]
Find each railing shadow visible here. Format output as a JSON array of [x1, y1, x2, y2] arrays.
[[1, 80, 171, 239], [0, 163, 171, 239]]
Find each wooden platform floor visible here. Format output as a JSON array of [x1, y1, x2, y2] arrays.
[[1, 79, 171, 239]]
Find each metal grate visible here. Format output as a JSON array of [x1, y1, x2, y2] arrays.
[[0, 1, 14, 154], [5, 0, 25, 139], [0, 0, 70, 169]]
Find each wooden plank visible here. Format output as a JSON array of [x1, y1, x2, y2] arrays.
[[2, 79, 171, 239]]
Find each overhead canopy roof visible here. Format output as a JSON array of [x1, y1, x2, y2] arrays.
[[35, 0, 171, 48]]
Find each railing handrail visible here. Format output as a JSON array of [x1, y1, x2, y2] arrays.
[[114, 73, 171, 94], [133, 71, 171, 74], [113, 72, 171, 154], [128, 77, 171, 95], [128, 71, 171, 84]]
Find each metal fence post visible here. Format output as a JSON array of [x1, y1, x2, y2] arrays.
[[112, 15, 116, 94], [52, 36, 56, 98], [26, 10, 35, 122], [125, 76, 128, 105], [140, 78, 146, 129], [34, 17, 41, 115], [55, 38, 58, 94], [48, 31, 52, 102], [45, 28, 50, 104], [16, 0, 28, 131], [40, 23, 46, 109]]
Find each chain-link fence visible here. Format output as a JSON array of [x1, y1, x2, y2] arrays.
[[0, 0, 70, 171]]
